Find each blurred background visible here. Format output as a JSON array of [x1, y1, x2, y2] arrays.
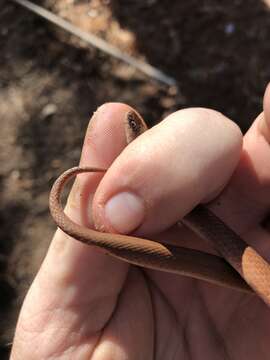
[[1, 0, 270, 357]]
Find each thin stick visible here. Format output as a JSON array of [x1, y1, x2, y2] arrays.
[[11, 0, 177, 87]]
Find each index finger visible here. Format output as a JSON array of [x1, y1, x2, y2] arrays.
[[11, 103, 139, 357]]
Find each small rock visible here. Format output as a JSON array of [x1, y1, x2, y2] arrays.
[[41, 103, 58, 119], [224, 22, 235, 35], [87, 9, 99, 18]]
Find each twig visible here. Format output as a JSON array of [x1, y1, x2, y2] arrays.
[[11, 0, 177, 87]]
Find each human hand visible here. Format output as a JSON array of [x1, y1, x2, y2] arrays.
[[11, 85, 270, 359]]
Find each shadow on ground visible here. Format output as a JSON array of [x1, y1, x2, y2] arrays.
[[111, 0, 270, 131]]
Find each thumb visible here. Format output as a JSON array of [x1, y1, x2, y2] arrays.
[[93, 108, 242, 236]]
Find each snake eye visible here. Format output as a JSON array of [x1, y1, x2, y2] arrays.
[[127, 111, 142, 137]]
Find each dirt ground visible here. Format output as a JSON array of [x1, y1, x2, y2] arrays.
[[1, 0, 270, 357]]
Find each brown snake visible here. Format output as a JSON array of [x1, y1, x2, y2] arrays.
[[49, 111, 270, 307]]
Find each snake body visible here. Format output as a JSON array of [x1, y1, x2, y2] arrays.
[[49, 111, 270, 306]]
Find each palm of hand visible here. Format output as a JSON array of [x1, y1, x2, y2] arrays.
[[96, 239, 269, 360]]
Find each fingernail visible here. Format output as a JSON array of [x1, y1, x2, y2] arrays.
[[104, 192, 145, 233]]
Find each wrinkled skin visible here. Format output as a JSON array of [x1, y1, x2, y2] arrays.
[[11, 84, 270, 359]]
